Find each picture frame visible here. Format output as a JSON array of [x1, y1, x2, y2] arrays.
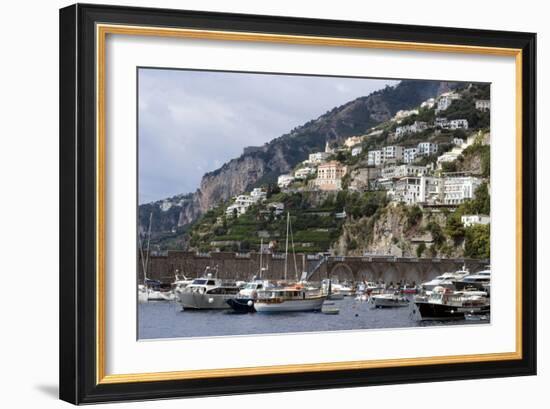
[[59, 3, 536, 404]]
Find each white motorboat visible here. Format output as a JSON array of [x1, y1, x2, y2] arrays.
[[254, 285, 326, 313], [177, 270, 240, 310], [421, 267, 470, 291], [369, 293, 409, 308], [453, 269, 491, 291]]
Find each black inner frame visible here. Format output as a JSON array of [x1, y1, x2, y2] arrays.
[[59, 3, 536, 404]]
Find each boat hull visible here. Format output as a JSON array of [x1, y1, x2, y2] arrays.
[[178, 292, 233, 310], [254, 297, 326, 313], [370, 296, 409, 308], [226, 298, 256, 313], [413, 301, 490, 320]]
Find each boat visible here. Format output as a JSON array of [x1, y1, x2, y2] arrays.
[[400, 284, 419, 295], [226, 239, 272, 313], [369, 292, 409, 308], [177, 267, 240, 310], [411, 286, 490, 321], [453, 269, 491, 291], [254, 213, 327, 313], [226, 280, 269, 313], [420, 267, 470, 291], [321, 301, 340, 315], [254, 284, 326, 313]]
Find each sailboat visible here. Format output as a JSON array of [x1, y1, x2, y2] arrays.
[[138, 213, 174, 302], [254, 213, 327, 313]]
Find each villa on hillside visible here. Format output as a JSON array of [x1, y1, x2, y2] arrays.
[[311, 161, 348, 191], [461, 214, 490, 226]]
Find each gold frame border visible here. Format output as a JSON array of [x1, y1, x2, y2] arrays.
[[96, 23, 523, 385]]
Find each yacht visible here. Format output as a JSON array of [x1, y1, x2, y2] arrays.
[[177, 273, 240, 310], [254, 284, 326, 313], [453, 269, 491, 291], [411, 286, 490, 321], [369, 292, 409, 308], [420, 268, 470, 291]]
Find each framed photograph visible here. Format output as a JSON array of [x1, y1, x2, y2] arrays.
[[59, 3, 536, 404]]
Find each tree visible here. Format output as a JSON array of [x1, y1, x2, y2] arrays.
[[446, 213, 465, 242], [406, 205, 423, 229], [464, 224, 490, 258]]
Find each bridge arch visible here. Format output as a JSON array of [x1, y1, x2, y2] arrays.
[[329, 262, 355, 281]]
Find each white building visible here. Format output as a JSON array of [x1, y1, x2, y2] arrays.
[[403, 147, 418, 164], [226, 203, 246, 218], [395, 121, 428, 137], [452, 137, 465, 146], [277, 174, 295, 188], [267, 202, 285, 216], [417, 142, 439, 156], [392, 176, 441, 205], [475, 99, 491, 111], [442, 176, 483, 205], [461, 214, 490, 227], [449, 119, 469, 130], [367, 149, 384, 166], [393, 109, 418, 123], [294, 166, 316, 180], [421, 98, 435, 109], [250, 188, 267, 202], [381, 164, 430, 179], [435, 117, 449, 128], [351, 146, 363, 157], [344, 135, 364, 148], [436, 92, 461, 113], [308, 151, 331, 164], [383, 145, 404, 162]]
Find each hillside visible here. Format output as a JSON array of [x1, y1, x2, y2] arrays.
[[139, 79, 457, 247], [185, 82, 491, 259]]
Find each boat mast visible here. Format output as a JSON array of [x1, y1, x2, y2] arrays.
[[144, 212, 153, 281], [289, 215, 298, 281], [259, 238, 263, 279], [284, 212, 289, 281]]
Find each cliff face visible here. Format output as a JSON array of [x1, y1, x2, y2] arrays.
[[139, 80, 457, 236], [334, 205, 464, 258]]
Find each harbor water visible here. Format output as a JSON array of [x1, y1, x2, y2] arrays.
[[138, 297, 486, 340]]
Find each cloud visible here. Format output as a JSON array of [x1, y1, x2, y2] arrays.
[[138, 69, 398, 203]]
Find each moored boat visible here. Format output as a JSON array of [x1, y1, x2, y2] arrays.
[[177, 271, 240, 310], [254, 284, 326, 313], [453, 269, 491, 291], [369, 292, 409, 308], [226, 280, 270, 313], [411, 287, 490, 321]]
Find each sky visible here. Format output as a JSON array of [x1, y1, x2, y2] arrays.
[[138, 68, 398, 204]]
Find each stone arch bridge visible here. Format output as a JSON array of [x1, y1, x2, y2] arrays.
[[140, 251, 489, 285], [308, 256, 489, 285]]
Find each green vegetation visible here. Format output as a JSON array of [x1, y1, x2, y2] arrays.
[[406, 205, 423, 229], [464, 224, 490, 258]]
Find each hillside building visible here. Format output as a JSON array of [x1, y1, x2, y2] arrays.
[[312, 161, 348, 191]]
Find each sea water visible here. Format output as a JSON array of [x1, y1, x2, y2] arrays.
[[138, 297, 480, 339]]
